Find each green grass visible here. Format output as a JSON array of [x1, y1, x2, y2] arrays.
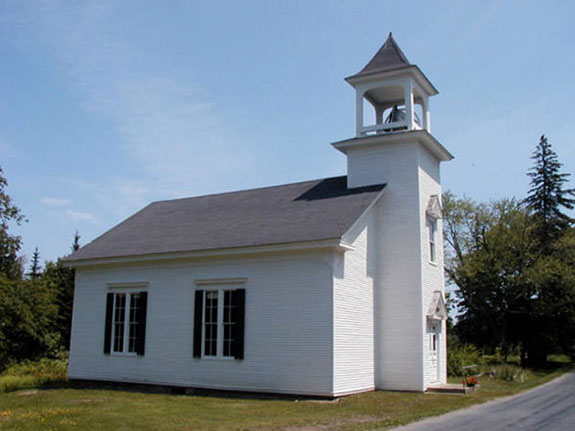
[[0, 362, 570, 431]]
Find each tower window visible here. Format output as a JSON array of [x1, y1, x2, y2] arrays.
[[427, 217, 437, 263]]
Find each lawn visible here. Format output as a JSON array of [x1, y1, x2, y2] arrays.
[[0, 364, 569, 431]]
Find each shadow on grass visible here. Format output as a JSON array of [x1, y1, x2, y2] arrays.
[[67, 379, 335, 402], [533, 360, 574, 370], [0, 377, 69, 394]]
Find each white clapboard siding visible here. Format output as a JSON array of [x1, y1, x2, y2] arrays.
[[347, 140, 435, 391], [417, 144, 448, 388], [333, 209, 376, 396], [69, 250, 335, 396]]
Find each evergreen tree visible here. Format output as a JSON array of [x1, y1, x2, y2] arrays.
[[43, 233, 80, 350], [523, 136, 575, 364], [0, 166, 26, 280], [28, 247, 41, 279], [72, 231, 80, 252], [525, 135, 575, 252]]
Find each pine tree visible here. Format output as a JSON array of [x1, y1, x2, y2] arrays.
[[44, 232, 81, 350], [28, 247, 41, 279], [525, 135, 575, 252], [72, 231, 80, 252]]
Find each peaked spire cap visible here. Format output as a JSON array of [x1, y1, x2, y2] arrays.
[[356, 33, 410, 76]]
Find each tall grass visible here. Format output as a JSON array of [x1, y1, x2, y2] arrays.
[[0, 355, 68, 393], [494, 364, 526, 382]]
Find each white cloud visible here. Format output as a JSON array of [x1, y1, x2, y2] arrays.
[[65, 210, 98, 224], [60, 175, 174, 220], [41, 197, 70, 207]]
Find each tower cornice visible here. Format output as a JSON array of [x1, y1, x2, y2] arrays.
[[345, 65, 438, 97], [331, 130, 454, 162]]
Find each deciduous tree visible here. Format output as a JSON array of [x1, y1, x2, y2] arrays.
[[0, 166, 25, 280], [0, 276, 60, 370], [443, 194, 538, 358]]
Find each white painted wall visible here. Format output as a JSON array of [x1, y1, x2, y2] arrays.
[[346, 137, 447, 391], [333, 209, 376, 396], [69, 250, 336, 396], [346, 140, 425, 391], [417, 144, 447, 387]]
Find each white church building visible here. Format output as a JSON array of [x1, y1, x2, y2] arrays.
[[66, 34, 452, 397]]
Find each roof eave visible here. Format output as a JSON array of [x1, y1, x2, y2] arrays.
[[63, 238, 356, 268], [345, 65, 439, 96]]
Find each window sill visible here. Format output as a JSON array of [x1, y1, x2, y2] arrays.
[[109, 352, 139, 357], [197, 356, 238, 361]]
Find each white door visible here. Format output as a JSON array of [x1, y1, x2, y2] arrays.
[[429, 321, 440, 383]]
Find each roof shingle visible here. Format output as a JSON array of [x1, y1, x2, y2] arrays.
[[354, 33, 410, 77], [67, 176, 385, 261]]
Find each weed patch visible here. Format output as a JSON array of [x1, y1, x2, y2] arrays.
[[0, 356, 67, 393]]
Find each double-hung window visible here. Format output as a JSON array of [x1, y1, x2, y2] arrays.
[[193, 288, 245, 360], [427, 217, 437, 263], [204, 291, 219, 356], [104, 290, 148, 356]]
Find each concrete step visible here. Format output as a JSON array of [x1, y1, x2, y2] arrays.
[[426, 383, 477, 395]]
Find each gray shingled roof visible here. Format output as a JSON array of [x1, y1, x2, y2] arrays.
[[67, 176, 385, 261], [355, 33, 410, 77]]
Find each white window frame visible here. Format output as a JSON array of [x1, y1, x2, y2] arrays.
[[109, 288, 145, 356], [427, 217, 437, 264], [201, 288, 238, 360]]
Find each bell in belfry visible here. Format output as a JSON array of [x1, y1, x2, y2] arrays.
[[385, 105, 406, 124], [385, 105, 421, 126]]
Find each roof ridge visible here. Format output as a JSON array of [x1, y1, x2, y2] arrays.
[[151, 175, 347, 204], [385, 32, 410, 65]]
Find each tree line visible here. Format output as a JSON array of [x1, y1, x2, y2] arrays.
[[0, 167, 78, 371], [444, 136, 575, 366]]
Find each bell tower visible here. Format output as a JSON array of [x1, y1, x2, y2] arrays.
[[348, 33, 434, 137], [332, 34, 454, 391], [333, 33, 452, 189]]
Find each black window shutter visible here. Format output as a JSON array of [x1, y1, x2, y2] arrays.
[[193, 290, 203, 358], [135, 292, 148, 356], [232, 289, 246, 360], [104, 292, 114, 354]]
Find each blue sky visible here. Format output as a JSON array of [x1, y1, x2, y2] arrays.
[[1, 0, 574, 264]]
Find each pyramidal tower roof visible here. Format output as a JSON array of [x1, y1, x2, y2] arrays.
[[355, 33, 410, 76]]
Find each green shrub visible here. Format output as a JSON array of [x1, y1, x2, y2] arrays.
[[496, 365, 526, 383], [447, 344, 484, 377], [0, 355, 68, 393], [547, 354, 572, 364], [0, 277, 61, 371]]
